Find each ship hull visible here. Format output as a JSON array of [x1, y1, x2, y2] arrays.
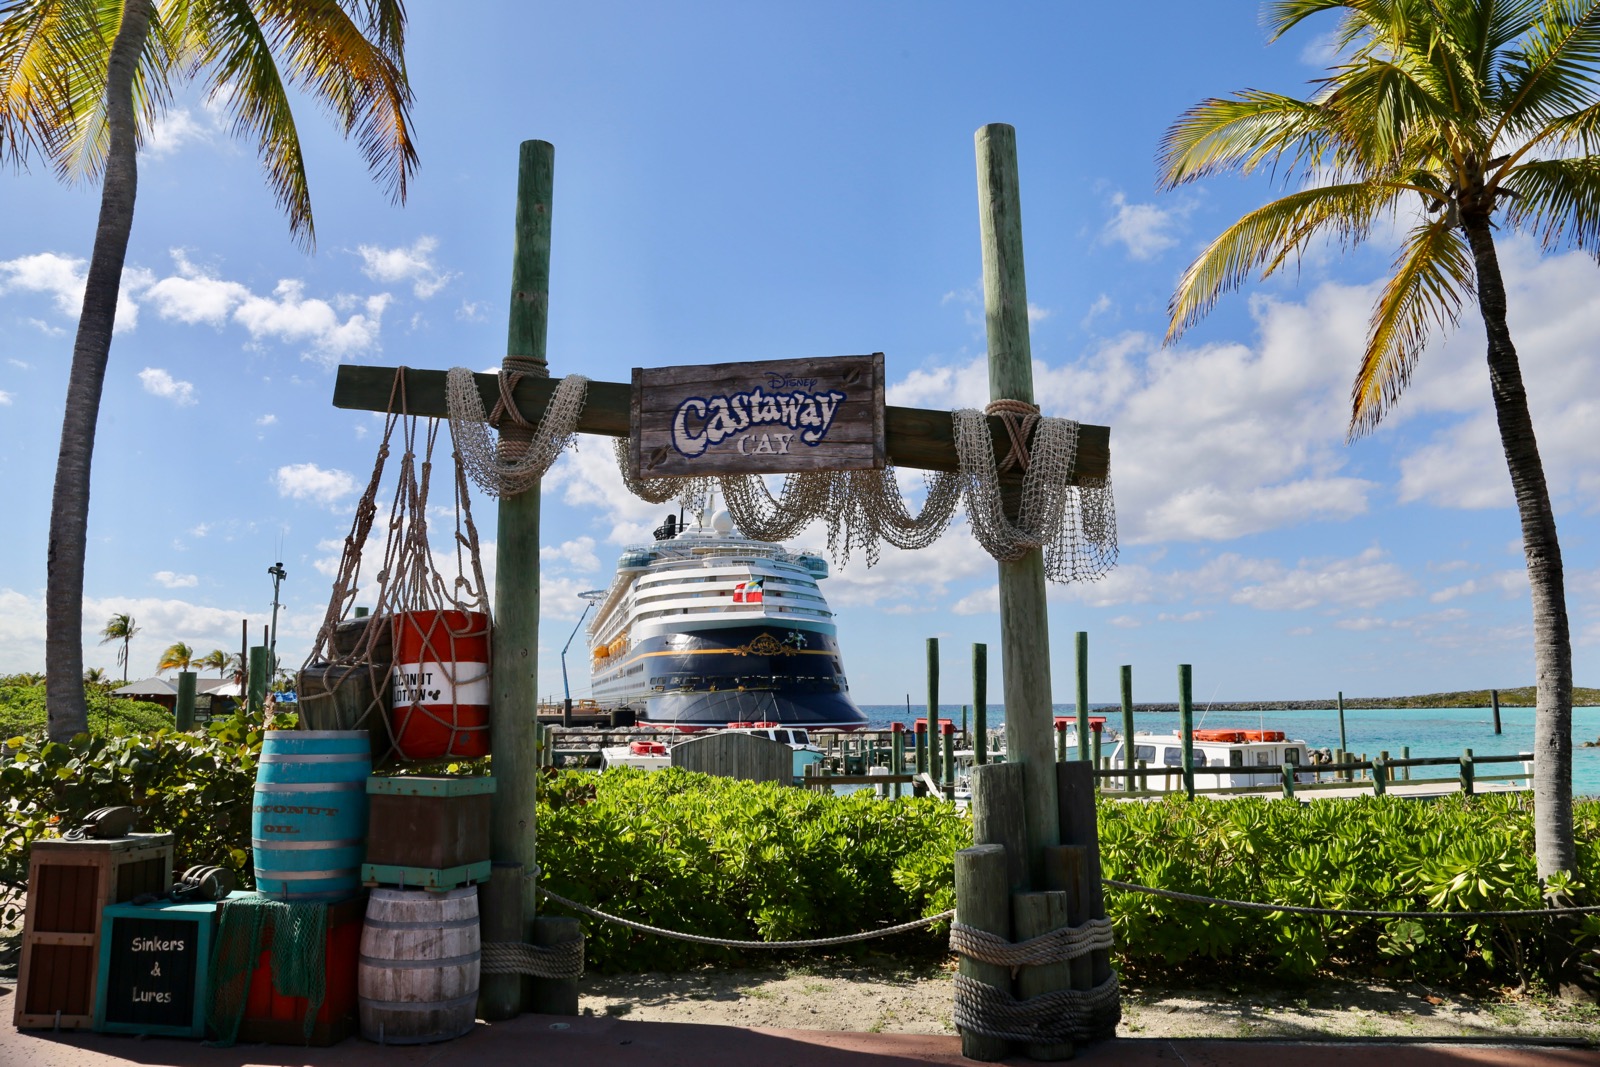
[[594, 624, 868, 730]]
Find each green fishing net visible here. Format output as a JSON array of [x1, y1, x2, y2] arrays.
[[207, 895, 329, 1045]]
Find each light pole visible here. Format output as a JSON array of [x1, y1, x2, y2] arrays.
[[267, 562, 287, 671], [562, 590, 608, 727]]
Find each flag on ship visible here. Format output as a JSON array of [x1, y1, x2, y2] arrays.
[[732, 579, 764, 604]]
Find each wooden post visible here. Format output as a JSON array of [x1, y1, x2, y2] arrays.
[[1074, 631, 1089, 761], [977, 123, 1058, 887], [247, 646, 268, 716], [1280, 762, 1295, 800], [1055, 761, 1112, 990], [529, 916, 582, 1016], [928, 639, 943, 787], [1119, 665, 1134, 793], [1401, 744, 1410, 781], [490, 140, 555, 1011], [891, 722, 905, 799], [1461, 747, 1475, 795], [971, 762, 1030, 892], [973, 642, 988, 766], [1178, 664, 1195, 800], [1054, 718, 1067, 763], [1336, 690, 1348, 754], [915, 719, 928, 776], [479, 862, 523, 1021], [942, 722, 956, 798], [1491, 689, 1502, 735], [174, 671, 196, 731], [1013, 888, 1074, 1060], [955, 844, 1014, 1062], [1373, 754, 1387, 796]]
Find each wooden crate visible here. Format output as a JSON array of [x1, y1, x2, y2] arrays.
[[365, 775, 494, 870], [13, 833, 174, 1030], [94, 898, 217, 1038]]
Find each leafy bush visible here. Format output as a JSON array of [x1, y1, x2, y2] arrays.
[[0, 676, 172, 738], [1100, 793, 1600, 986], [536, 768, 970, 972], [0, 717, 262, 926]]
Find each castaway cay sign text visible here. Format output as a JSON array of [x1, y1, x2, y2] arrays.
[[630, 354, 886, 478]]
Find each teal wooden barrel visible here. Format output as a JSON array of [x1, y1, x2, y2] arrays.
[[252, 730, 370, 902]]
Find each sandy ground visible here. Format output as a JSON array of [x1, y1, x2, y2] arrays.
[[577, 959, 1600, 1042]]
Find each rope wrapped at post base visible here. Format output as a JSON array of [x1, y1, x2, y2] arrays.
[[949, 916, 1121, 1043], [952, 972, 1120, 1046], [480, 937, 584, 979]]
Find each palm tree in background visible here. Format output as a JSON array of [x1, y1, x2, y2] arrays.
[[83, 666, 107, 684], [0, 0, 417, 741], [1161, 0, 1599, 881], [195, 648, 231, 678], [98, 612, 139, 683], [156, 641, 193, 675]]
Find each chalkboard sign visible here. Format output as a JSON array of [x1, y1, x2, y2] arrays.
[[94, 900, 216, 1037]]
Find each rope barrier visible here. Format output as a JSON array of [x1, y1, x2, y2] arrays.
[[948, 917, 1113, 971], [952, 972, 1121, 1046], [481, 938, 584, 979], [1103, 878, 1600, 919], [536, 886, 954, 948]]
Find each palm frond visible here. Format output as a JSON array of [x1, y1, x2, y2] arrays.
[[1168, 180, 1400, 342], [1159, 90, 1340, 188], [1500, 154, 1600, 253], [0, 0, 106, 169], [1489, 0, 1600, 143], [259, 0, 415, 204], [1349, 217, 1474, 438]]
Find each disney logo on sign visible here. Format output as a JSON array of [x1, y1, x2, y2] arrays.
[[765, 371, 818, 390], [672, 385, 848, 459]]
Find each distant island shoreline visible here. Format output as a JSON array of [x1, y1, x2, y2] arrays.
[[1097, 685, 1600, 712]]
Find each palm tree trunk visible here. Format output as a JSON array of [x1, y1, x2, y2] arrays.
[[1460, 215, 1575, 879], [44, 0, 154, 742]]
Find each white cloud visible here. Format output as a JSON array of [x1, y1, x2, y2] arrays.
[[1227, 546, 1417, 612], [357, 236, 456, 299], [274, 462, 356, 506], [1081, 294, 1112, 329], [0, 251, 145, 331], [24, 317, 63, 336], [138, 367, 197, 406], [153, 571, 198, 589], [142, 251, 250, 325], [256, 414, 277, 426], [0, 391, 10, 405], [234, 281, 388, 365], [1027, 303, 1052, 324], [141, 108, 212, 158], [1102, 192, 1183, 261], [456, 300, 486, 322], [7, 358, 29, 369], [541, 536, 600, 572]]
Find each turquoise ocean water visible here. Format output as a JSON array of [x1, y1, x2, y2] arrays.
[[858, 704, 1600, 797]]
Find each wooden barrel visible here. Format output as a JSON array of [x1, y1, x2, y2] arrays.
[[251, 731, 370, 902], [358, 888, 479, 1044], [389, 610, 491, 760]]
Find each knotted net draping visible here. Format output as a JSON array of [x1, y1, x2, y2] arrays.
[[610, 403, 1117, 582], [301, 369, 494, 761], [446, 365, 589, 497]]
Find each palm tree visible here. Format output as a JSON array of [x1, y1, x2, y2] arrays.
[[1160, 0, 1595, 881], [98, 612, 140, 684], [156, 641, 193, 675], [195, 649, 231, 677], [83, 666, 108, 684], [1, 1, 417, 742]]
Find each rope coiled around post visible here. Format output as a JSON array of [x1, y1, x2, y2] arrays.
[[948, 915, 1120, 1044], [480, 938, 585, 979]]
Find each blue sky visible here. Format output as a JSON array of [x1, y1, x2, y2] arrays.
[[2, 1, 1597, 705]]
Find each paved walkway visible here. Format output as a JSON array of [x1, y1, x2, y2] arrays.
[[5, 1014, 1593, 1067]]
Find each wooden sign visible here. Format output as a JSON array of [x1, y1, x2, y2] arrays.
[[94, 901, 215, 1037], [630, 353, 885, 478]]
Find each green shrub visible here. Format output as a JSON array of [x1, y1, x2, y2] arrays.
[[0, 676, 172, 738], [536, 768, 970, 972], [1099, 793, 1600, 986], [0, 717, 261, 926]]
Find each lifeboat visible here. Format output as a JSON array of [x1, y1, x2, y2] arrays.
[[1193, 729, 1247, 743], [1242, 730, 1285, 742], [629, 740, 667, 756]]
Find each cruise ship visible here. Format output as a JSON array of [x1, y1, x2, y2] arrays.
[[586, 509, 868, 730]]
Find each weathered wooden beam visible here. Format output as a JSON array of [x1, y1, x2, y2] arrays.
[[330, 365, 1110, 483], [977, 121, 1059, 888]]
